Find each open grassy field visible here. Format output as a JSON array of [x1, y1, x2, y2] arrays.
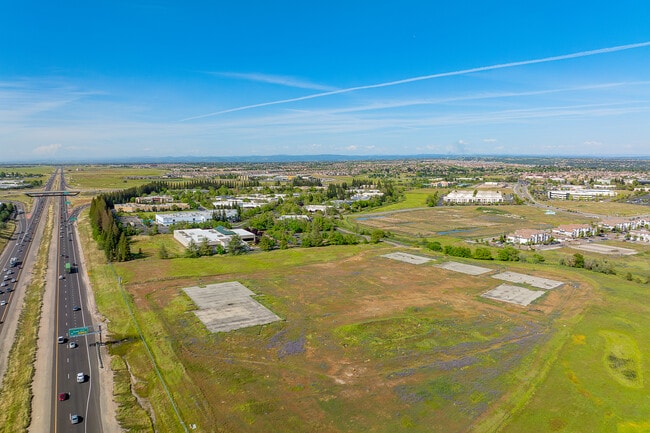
[[353, 205, 593, 240], [545, 199, 650, 217], [97, 225, 604, 433], [70, 191, 650, 433], [367, 188, 448, 212], [64, 165, 167, 190], [0, 165, 55, 176]]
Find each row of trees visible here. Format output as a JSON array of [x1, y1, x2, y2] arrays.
[[426, 241, 523, 262], [89, 196, 131, 261], [104, 179, 259, 207], [0, 202, 15, 229]]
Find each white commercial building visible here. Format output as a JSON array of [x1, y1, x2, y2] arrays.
[[548, 189, 617, 200], [155, 211, 216, 226], [174, 227, 256, 249], [443, 190, 504, 204]]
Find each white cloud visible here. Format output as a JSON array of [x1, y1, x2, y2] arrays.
[[583, 140, 603, 146], [33, 143, 62, 155], [214, 72, 336, 91], [483, 138, 498, 143], [346, 145, 358, 151]]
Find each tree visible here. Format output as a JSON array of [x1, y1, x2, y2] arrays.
[[258, 235, 276, 251], [158, 244, 169, 259], [530, 253, 545, 263], [573, 253, 585, 268], [426, 192, 439, 207], [199, 238, 212, 256], [427, 241, 443, 252], [473, 247, 493, 260], [370, 229, 386, 244], [228, 234, 247, 255], [185, 240, 200, 258], [117, 232, 130, 261], [497, 246, 520, 262]]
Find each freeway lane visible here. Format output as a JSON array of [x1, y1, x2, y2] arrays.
[[53, 173, 103, 433], [0, 169, 56, 373]]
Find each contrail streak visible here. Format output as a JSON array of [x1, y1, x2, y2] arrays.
[[179, 41, 650, 122]]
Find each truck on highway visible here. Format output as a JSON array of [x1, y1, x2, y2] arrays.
[[65, 262, 71, 273]]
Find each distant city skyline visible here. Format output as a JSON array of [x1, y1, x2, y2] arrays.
[[2, 1, 650, 161]]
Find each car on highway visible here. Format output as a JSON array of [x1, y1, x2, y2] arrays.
[[76, 372, 85, 383], [68, 341, 78, 349], [0, 282, 7, 287], [72, 305, 81, 311], [58, 392, 68, 401], [11, 279, 16, 283], [58, 274, 64, 280], [70, 413, 80, 424], [0, 300, 7, 306], [57, 336, 65, 344]]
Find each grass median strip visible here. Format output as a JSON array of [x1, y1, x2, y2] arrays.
[[0, 203, 52, 432]]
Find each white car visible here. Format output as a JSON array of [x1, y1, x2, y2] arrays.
[[68, 341, 78, 349], [76, 372, 85, 383], [1, 300, 7, 306]]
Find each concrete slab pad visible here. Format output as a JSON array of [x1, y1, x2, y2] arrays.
[[481, 284, 546, 306], [183, 282, 281, 333], [436, 261, 492, 275], [381, 252, 432, 265], [570, 243, 637, 256], [492, 271, 563, 290]]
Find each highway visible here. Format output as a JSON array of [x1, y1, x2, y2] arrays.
[[0, 170, 55, 329], [52, 169, 103, 432]]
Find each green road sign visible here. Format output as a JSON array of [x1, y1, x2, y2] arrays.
[[66, 201, 71, 205], [69, 326, 89, 337]]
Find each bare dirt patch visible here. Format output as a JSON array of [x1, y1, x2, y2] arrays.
[[570, 243, 637, 256]]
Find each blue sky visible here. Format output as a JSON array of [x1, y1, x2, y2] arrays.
[[2, 1, 650, 161]]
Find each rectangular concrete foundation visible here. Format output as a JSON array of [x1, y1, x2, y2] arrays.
[[381, 252, 433, 265], [481, 284, 545, 306], [437, 261, 492, 275], [492, 271, 563, 290], [183, 282, 281, 333]]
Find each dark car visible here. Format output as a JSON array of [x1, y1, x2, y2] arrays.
[[58, 392, 68, 401], [72, 305, 81, 311]]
